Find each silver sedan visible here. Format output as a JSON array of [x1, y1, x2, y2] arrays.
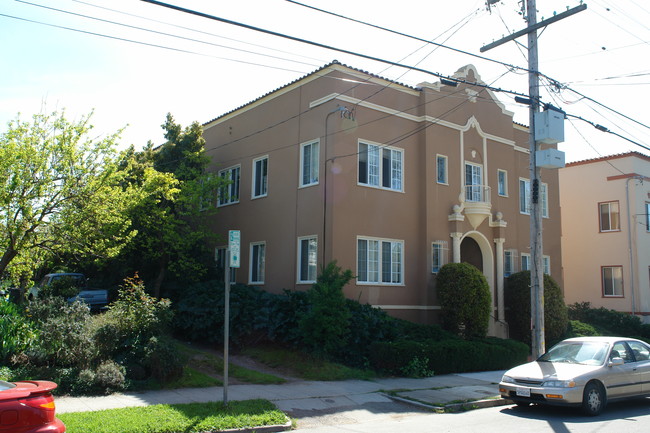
[[499, 336, 650, 415]]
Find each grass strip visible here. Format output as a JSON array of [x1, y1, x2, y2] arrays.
[[58, 399, 288, 433]]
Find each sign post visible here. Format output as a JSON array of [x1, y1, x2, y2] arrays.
[[224, 230, 240, 405]]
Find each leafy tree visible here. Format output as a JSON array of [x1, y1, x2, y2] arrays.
[[116, 114, 222, 296], [436, 262, 491, 339], [0, 111, 137, 280]]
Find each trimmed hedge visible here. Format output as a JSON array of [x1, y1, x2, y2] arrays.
[[368, 338, 529, 376]]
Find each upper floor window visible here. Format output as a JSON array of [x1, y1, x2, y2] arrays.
[[646, 202, 650, 231], [252, 156, 268, 198], [358, 141, 403, 191], [357, 237, 403, 285], [250, 242, 266, 284], [519, 178, 548, 217], [300, 141, 319, 187], [599, 201, 620, 232], [602, 265, 623, 297], [298, 236, 318, 283], [218, 165, 240, 206], [436, 155, 448, 185], [465, 162, 483, 202], [498, 169, 508, 197], [431, 241, 448, 273]]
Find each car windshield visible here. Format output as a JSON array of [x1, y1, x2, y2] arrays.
[[538, 341, 609, 366]]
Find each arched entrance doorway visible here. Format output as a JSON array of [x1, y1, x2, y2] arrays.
[[460, 236, 483, 272]]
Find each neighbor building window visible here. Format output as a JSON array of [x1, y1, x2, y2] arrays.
[[645, 202, 649, 231], [357, 237, 403, 284], [521, 253, 531, 271], [298, 236, 318, 283], [431, 241, 448, 273], [218, 165, 240, 206], [519, 178, 530, 214], [602, 266, 623, 297], [497, 170, 508, 196], [436, 155, 448, 184], [252, 156, 268, 198], [543, 255, 551, 275], [358, 141, 403, 191], [300, 140, 319, 187], [599, 201, 620, 232], [504, 249, 517, 277], [249, 242, 266, 284]]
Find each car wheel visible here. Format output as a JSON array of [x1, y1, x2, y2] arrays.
[[582, 382, 606, 416]]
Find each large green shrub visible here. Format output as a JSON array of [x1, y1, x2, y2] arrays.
[[0, 300, 38, 363], [297, 262, 352, 358], [436, 263, 491, 339], [567, 302, 650, 339], [505, 271, 568, 346], [369, 338, 528, 376]]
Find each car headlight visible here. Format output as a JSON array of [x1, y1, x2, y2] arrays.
[[543, 380, 576, 388], [501, 375, 515, 384]]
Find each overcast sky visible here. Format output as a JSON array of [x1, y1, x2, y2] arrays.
[[1, 0, 649, 164]]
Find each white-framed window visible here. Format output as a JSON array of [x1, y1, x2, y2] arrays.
[[300, 140, 319, 187], [249, 242, 266, 284], [357, 237, 403, 285], [215, 247, 236, 283], [543, 255, 551, 275], [218, 165, 240, 206], [519, 178, 530, 214], [599, 201, 620, 232], [465, 162, 483, 202], [541, 183, 548, 218], [521, 253, 531, 271], [498, 169, 508, 197], [436, 155, 448, 185], [602, 266, 623, 297], [431, 241, 448, 273], [252, 156, 268, 199], [298, 236, 318, 283], [358, 141, 403, 191], [504, 249, 518, 277]]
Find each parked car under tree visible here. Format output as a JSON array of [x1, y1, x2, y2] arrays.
[[499, 336, 650, 415]]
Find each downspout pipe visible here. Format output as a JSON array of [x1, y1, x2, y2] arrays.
[[626, 176, 642, 316]]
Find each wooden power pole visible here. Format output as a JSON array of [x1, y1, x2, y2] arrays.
[[482, 0, 586, 358]]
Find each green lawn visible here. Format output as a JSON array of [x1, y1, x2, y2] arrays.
[[59, 399, 289, 433]]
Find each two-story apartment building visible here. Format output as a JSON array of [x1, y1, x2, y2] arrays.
[[202, 61, 562, 336], [560, 152, 650, 321]]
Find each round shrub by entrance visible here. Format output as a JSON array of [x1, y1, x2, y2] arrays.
[[436, 262, 491, 339]]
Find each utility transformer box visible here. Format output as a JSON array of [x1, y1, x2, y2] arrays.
[[534, 108, 565, 145], [536, 148, 566, 169]]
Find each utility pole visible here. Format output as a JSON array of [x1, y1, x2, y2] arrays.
[[482, 1, 586, 358]]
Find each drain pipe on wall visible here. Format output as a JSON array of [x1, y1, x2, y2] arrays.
[[626, 175, 642, 316]]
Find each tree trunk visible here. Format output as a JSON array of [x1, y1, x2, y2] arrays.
[[0, 248, 18, 278]]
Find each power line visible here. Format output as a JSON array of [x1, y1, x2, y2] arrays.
[[139, 0, 535, 101]]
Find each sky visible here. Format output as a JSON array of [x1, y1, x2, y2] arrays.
[[1, 0, 649, 164]]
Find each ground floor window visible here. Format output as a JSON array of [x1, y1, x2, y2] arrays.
[[602, 266, 623, 297], [250, 242, 266, 284], [215, 247, 236, 283], [431, 241, 448, 273], [357, 237, 403, 284], [504, 249, 517, 277], [298, 236, 318, 283]]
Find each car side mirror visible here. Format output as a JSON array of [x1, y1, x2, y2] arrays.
[[609, 357, 624, 366]]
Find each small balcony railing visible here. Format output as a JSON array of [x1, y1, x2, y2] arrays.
[[465, 185, 491, 203]]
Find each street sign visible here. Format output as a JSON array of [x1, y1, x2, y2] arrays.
[[228, 230, 240, 268]]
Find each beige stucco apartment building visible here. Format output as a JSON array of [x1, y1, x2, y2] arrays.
[[560, 152, 650, 322], [202, 61, 562, 336]]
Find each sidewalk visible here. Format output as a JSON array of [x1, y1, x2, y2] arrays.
[[56, 370, 510, 416]]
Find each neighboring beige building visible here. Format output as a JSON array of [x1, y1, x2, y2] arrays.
[[560, 152, 650, 322], [203, 61, 563, 336]]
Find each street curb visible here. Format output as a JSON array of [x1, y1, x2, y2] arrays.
[[216, 418, 292, 433], [385, 393, 512, 413]]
